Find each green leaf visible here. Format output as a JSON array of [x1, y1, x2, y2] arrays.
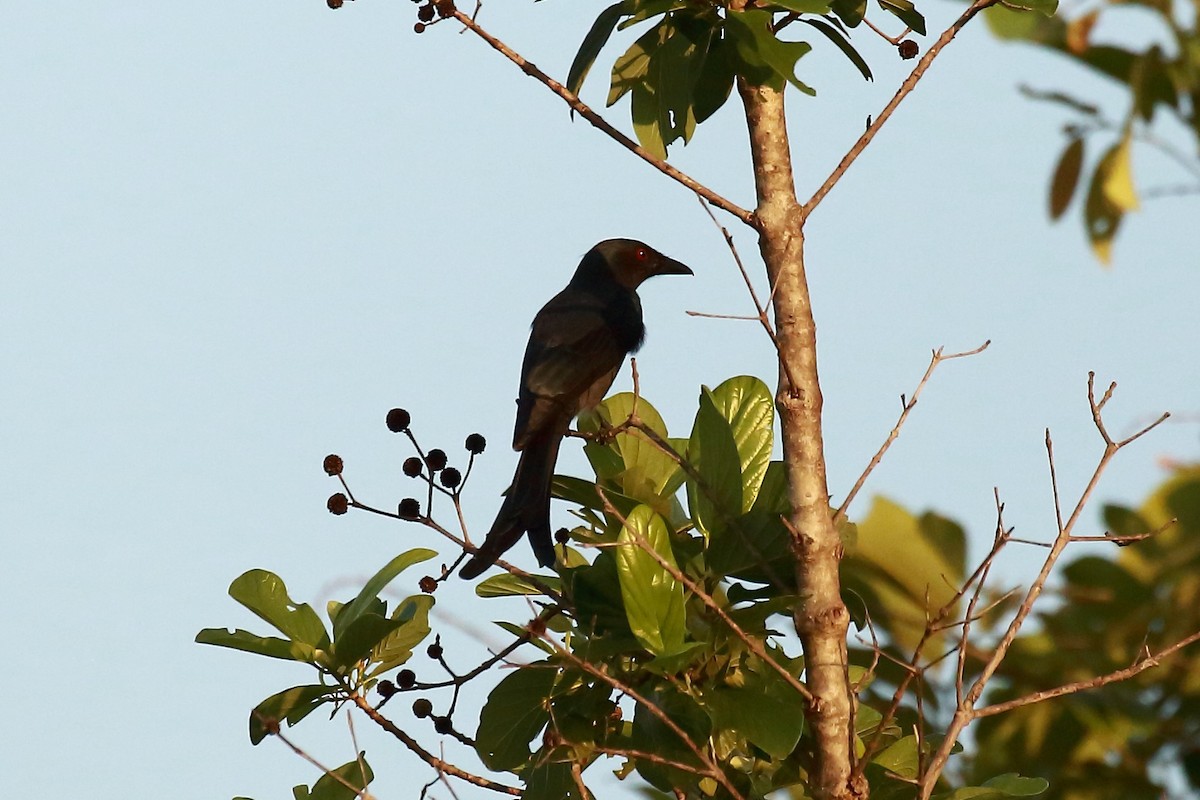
[[368, 594, 434, 676], [875, 734, 919, 779], [332, 549, 437, 640], [687, 388, 744, 539], [567, 3, 627, 97], [709, 376, 774, 512], [632, 81, 668, 161], [830, 0, 867, 27], [524, 761, 581, 800], [332, 613, 406, 669], [618, 0, 687, 30], [1048, 136, 1084, 220], [475, 571, 562, 597], [195, 627, 316, 662], [802, 17, 872, 81], [631, 685, 711, 790], [306, 755, 373, 800], [582, 392, 685, 512], [249, 685, 335, 745], [476, 664, 558, 771], [615, 505, 686, 656], [608, 21, 660, 107], [877, 0, 926, 35], [702, 667, 806, 757], [692, 33, 737, 123], [727, 9, 815, 94], [228, 570, 329, 649]]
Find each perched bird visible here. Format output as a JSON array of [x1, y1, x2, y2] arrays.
[[459, 239, 692, 579]]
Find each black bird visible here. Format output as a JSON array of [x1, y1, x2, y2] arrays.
[[459, 239, 692, 579]]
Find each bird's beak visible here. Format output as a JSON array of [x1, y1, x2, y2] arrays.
[[656, 256, 694, 277]]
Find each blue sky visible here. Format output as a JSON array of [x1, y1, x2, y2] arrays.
[[2, 2, 1195, 798]]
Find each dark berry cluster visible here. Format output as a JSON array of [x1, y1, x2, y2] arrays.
[[411, 0, 455, 33]]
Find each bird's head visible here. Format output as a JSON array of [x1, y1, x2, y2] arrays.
[[590, 238, 693, 289]]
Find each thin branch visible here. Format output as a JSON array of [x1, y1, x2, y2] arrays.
[[347, 691, 523, 795], [695, 196, 805, 392], [975, 629, 1200, 718], [450, 8, 755, 226], [835, 340, 990, 523], [265, 718, 376, 800], [804, 0, 1001, 216]]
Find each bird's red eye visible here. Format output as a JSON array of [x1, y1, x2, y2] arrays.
[[635, 247, 649, 260]]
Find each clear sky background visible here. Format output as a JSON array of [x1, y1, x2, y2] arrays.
[[2, 2, 1196, 798]]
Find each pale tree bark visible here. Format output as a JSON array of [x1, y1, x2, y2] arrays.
[[739, 78, 858, 800]]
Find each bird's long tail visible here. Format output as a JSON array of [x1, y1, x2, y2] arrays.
[[459, 426, 563, 579]]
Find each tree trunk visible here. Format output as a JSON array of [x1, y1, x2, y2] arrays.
[[739, 77, 858, 800]]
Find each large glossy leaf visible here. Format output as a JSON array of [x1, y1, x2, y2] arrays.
[[567, 2, 626, 97], [228, 570, 329, 649], [830, 0, 867, 27], [1049, 136, 1084, 220], [367, 594, 434, 676], [582, 392, 685, 511], [475, 663, 558, 771], [615, 505, 686, 656], [702, 666, 806, 757], [249, 684, 335, 745], [475, 571, 562, 597], [332, 548, 436, 639], [686, 388, 744, 539], [195, 627, 316, 662], [709, 375, 774, 512], [608, 21, 660, 107]]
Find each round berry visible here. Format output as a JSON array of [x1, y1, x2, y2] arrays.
[[377, 680, 397, 698], [413, 21, 426, 33], [412, 698, 433, 718], [398, 498, 421, 520], [554, 527, 570, 544], [426, 642, 443, 660], [419, 576, 438, 594], [898, 39, 919, 60], [433, 715, 453, 734], [327, 0, 343, 8], [440, 467, 462, 489], [417, 3, 434, 21], [323, 454, 344, 476], [397, 669, 416, 689], [465, 433, 486, 454], [425, 449, 447, 472], [327, 493, 349, 515], [386, 408, 411, 432], [403, 457, 423, 478]]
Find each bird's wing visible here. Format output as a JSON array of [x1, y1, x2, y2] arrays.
[[513, 298, 627, 449]]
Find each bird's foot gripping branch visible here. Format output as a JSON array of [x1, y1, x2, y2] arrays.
[[198, 375, 1077, 800]]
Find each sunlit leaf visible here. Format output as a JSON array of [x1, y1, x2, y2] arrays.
[[686, 388, 744, 539], [615, 505, 686, 656], [228, 570, 329, 648], [333, 548, 436, 639], [195, 627, 315, 662], [877, 0, 926, 35], [1101, 132, 1139, 212], [305, 755, 373, 800], [709, 375, 774, 512]]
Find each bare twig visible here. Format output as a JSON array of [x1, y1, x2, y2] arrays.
[[264, 716, 376, 800], [835, 340, 990, 523], [450, 9, 755, 226], [975, 629, 1200, 718], [804, 0, 1002, 216]]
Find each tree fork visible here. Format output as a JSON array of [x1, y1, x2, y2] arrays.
[[738, 77, 859, 800]]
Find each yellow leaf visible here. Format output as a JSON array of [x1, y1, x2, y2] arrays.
[[1102, 133, 1139, 212]]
